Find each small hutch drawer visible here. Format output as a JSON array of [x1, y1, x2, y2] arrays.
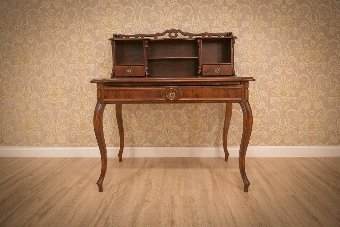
[[115, 66, 145, 77], [202, 64, 233, 76]]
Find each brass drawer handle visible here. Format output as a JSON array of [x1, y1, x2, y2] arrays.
[[163, 88, 180, 101], [214, 67, 221, 74], [126, 68, 132, 74], [166, 91, 176, 100]]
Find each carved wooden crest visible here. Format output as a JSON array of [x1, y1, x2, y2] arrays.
[[112, 29, 234, 39]]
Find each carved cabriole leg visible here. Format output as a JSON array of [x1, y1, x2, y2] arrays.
[[239, 100, 253, 192], [116, 103, 124, 162], [93, 101, 107, 192], [223, 103, 232, 161]]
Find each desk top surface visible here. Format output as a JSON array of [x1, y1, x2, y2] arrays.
[[91, 77, 255, 86]]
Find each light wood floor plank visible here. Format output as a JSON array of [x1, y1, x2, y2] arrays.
[[0, 157, 339, 227]]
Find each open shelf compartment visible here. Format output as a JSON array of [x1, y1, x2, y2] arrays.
[[148, 59, 198, 78], [115, 40, 144, 65], [202, 39, 232, 64], [148, 39, 197, 59]]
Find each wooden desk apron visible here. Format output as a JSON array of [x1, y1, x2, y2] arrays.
[[91, 77, 254, 193], [92, 77, 253, 103]]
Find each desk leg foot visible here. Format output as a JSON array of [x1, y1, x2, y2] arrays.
[[116, 104, 124, 162], [240, 157, 250, 192], [223, 103, 232, 162], [96, 177, 104, 192], [94, 101, 107, 192], [224, 153, 229, 162], [239, 100, 253, 192]]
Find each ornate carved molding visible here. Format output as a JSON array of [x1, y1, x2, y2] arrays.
[[162, 87, 182, 101], [112, 29, 234, 39]]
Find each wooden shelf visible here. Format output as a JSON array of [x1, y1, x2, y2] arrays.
[[148, 57, 198, 60], [149, 38, 196, 41], [203, 62, 231, 65], [115, 64, 144, 66]]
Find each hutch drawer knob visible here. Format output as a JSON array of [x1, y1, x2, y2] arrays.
[[214, 67, 221, 74], [126, 68, 132, 74]]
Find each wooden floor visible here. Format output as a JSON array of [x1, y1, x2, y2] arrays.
[[0, 157, 339, 227]]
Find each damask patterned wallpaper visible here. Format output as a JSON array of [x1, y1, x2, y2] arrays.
[[0, 0, 339, 146]]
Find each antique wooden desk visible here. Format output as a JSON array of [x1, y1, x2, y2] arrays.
[[91, 29, 254, 192]]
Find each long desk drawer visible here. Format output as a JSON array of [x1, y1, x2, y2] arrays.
[[101, 86, 245, 103]]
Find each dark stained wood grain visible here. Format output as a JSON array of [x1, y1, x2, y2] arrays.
[[115, 40, 144, 65], [143, 40, 149, 76], [148, 58, 198, 77], [100, 86, 244, 103], [197, 38, 202, 75], [202, 64, 233, 76], [202, 39, 231, 64], [239, 100, 253, 192], [93, 101, 107, 192], [112, 28, 234, 39], [110, 29, 236, 78], [91, 77, 254, 89], [223, 103, 232, 161], [148, 39, 197, 58], [115, 65, 145, 77], [116, 104, 124, 162], [92, 30, 255, 192]]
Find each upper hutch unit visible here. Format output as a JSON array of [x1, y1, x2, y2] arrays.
[[110, 29, 236, 78]]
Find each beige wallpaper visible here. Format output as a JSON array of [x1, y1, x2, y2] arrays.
[[0, 0, 339, 147]]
